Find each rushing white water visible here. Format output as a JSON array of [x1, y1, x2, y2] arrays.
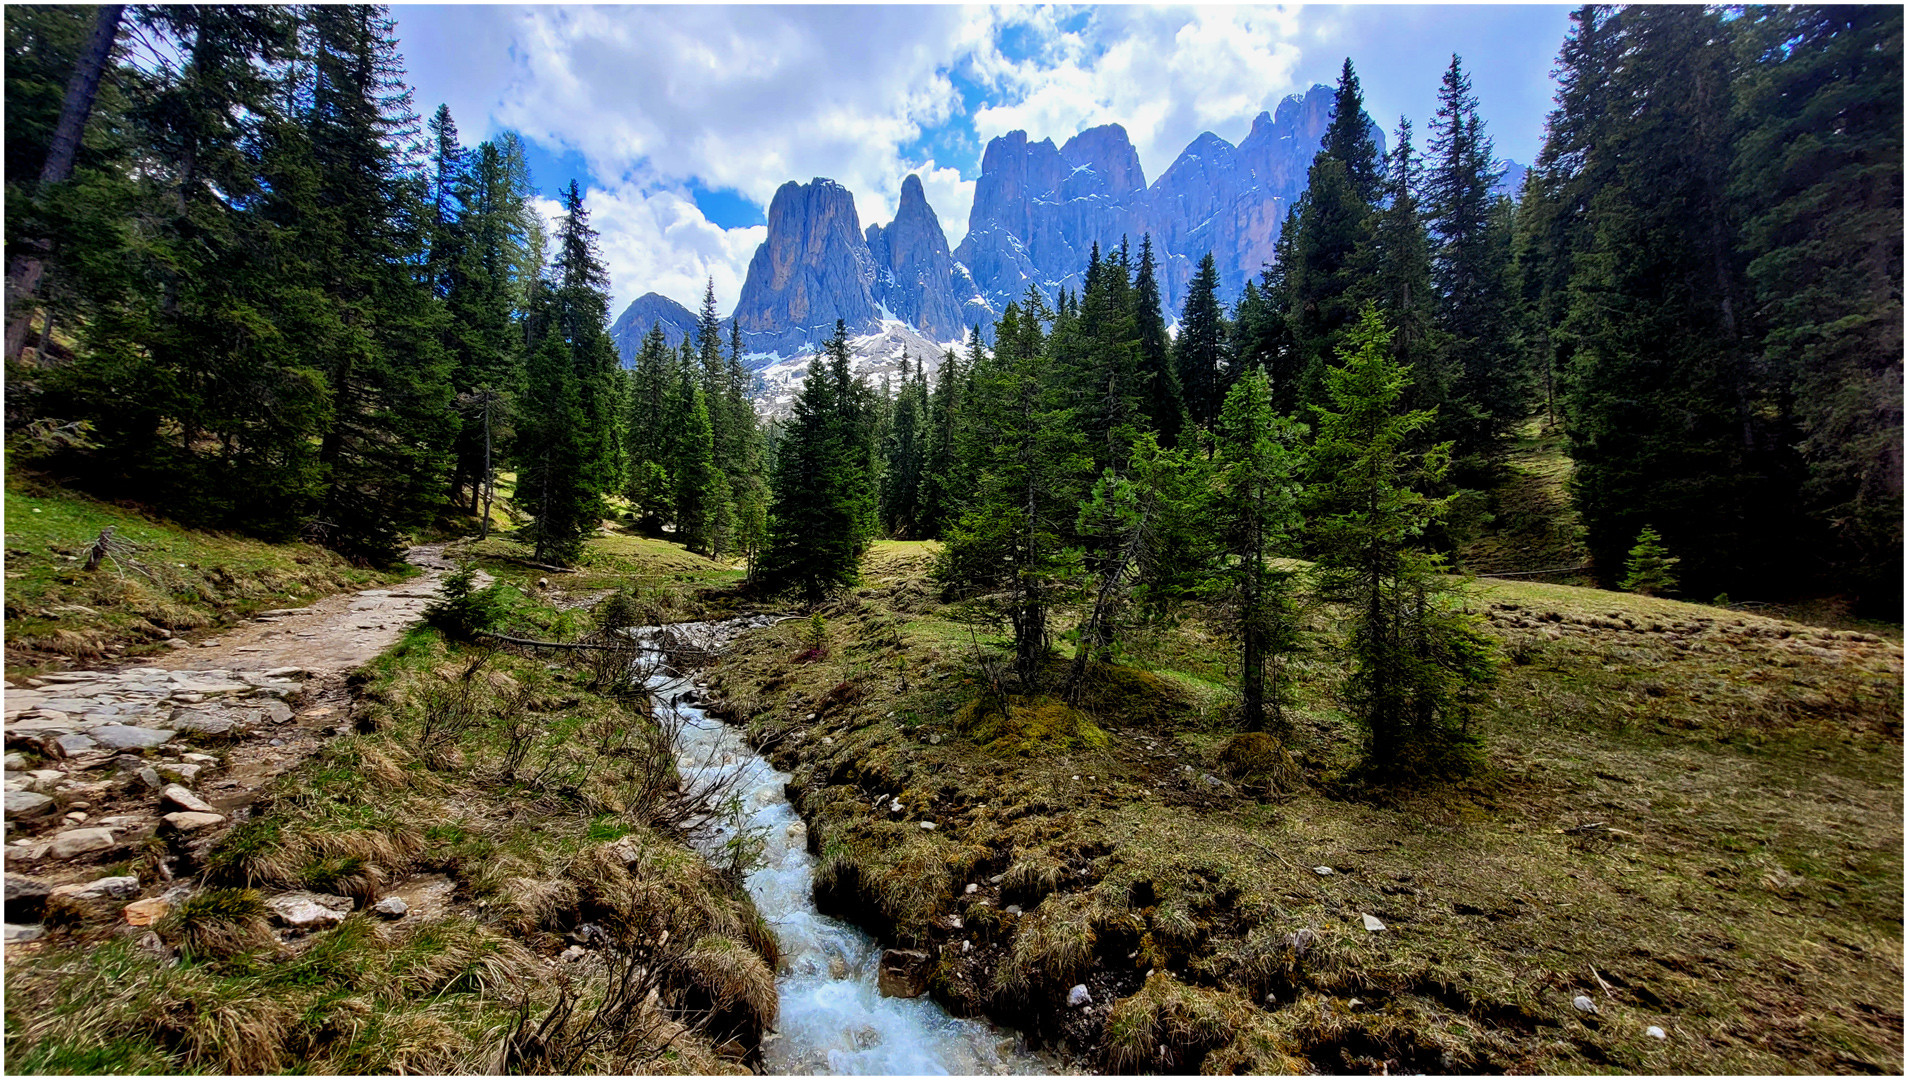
[[637, 619, 1050, 1076]]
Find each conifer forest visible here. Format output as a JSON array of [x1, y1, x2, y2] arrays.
[[2, 5, 1902, 1077]]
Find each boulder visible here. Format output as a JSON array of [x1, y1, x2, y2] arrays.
[[4, 791, 55, 821], [265, 891, 354, 929], [47, 828, 118, 859], [876, 948, 933, 999], [159, 784, 216, 814], [4, 922, 44, 944]]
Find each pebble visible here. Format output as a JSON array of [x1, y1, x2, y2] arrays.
[[1314, 866, 1334, 876], [1005, 905, 1022, 916], [1067, 984, 1092, 1008], [965, 883, 979, 894], [372, 896, 409, 919], [1573, 995, 1599, 1015], [1646, 1025, 1666, 1040], [1361, 913, 1386, 932], [918, 821, 936, 831]]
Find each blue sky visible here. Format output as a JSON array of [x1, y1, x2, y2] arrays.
[[394, 5, 1575, 317]]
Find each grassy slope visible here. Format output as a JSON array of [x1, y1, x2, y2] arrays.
[[4, 536, 770, 1074], [705, 541, 1904, 1074], [3, 474, 406, 675]]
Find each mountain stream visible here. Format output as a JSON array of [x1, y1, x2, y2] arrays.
[[636, 618, 1051, 1075]]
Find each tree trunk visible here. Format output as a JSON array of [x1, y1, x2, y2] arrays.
[[5, 4, 125, 363]]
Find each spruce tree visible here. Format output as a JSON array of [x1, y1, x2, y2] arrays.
[[937, 294, 1089, 688], [517, 330, 594, 564], [1619, 525, 1679, 597], [1733, 5, 1903, 612], [1173, 253, 1228, 428], [1307, 306, 1493, 773], [763, 320, 874, 604], [1426, 55, 1519, 474], [1211, 367, 1307, 732], [1131, 234, 1186, 444]]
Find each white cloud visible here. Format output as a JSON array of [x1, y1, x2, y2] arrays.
[[398, 5, 1563, 321], [970, 7, 1307, 184]]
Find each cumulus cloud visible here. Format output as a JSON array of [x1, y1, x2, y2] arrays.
[[396, 5, 1563, 320]]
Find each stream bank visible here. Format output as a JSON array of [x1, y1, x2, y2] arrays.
[[640, 617, 1050, 1075]]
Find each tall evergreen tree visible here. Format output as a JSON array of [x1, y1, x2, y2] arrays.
[[937, 297, 1089, 688], [1733, 4, 1903, 612], [1130, 234, 1185, 444], [1173, 253, 1228, 428], [1426, 55, 1520, 472], [763, 320, 875, 604], [1321, 57, 1384, 205], [1307, 306, 1492, 772], [1209, 368, 1307, 731]]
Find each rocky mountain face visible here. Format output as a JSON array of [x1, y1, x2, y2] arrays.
[[608, 291, 699, 361], [612, 83, 1521, 367], [730, 178, 884, 358], [865, 174, 991, 343]]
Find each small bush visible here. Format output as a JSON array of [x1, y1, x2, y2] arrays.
[[423, 566, 511, 642], [161, 888, 276, 960]]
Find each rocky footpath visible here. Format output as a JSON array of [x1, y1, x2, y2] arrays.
[[2, 547, 467, 950]]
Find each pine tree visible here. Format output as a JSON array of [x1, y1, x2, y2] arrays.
[[1131, 234, 1186, 444], [673, 375, 726, 556], [1210, 367, 1307, 732], [916, 343, 966, 537], [878, 354, 929, 537], [517, 330, 594, 564], [624, 325, 674, 533], [1307, 306, 1493, 773], [546, 179, 624, 500], [1173, 253, 1228, 428], [1426, 55, 1520, 473], [1554, 5, 1800, 597], [1321, 57, 1383, 205], [937, 295, 1089, 688], [1732, 5, 1903, 612], [1619, 525, 1679, 597], [1357, 116, 1450, 422], [763, 320, 875, 604]]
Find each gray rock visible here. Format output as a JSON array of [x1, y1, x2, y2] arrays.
[[155, 763, 202, 784], [262, 701, 294, 724], [4, 791, 54, 820], [5, 876, 51, 922], [159, 784, 216, 814], [731, 179, 884, 357], [372, 896, 409, 919], [1004, 904, 1023, 916], [168, 712, 237, 737], [265, 891, 353, 929], [1361, 913, 1387, 932], [88, 725, 175, 751], [161, 811, 225, 833], [47, 828, 118, 859], [49, 732, 98, 757], [1646, 1025, 1666, 1040], [1573, 995, 1599, 1015], [54, 875, 139, 901], [1067, 984, 1093, 1008], [865, 173, 990, 342], [3, 752, 27, 771], [4, 922, 44, 943], [131, 767, 163, 792]]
